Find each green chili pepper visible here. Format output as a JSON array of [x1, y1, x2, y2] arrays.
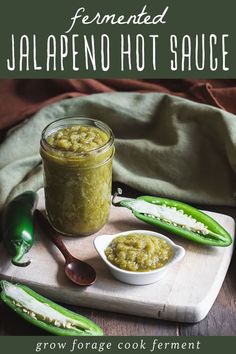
[[0, 280, 103, 336], [112, 189, 232, 247], [2, 191, 38, 266]]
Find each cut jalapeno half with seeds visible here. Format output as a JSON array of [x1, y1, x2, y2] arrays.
[[0, 281, 103, 336], [112, 190, 232, 247]]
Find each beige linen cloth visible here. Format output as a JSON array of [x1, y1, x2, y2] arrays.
[[1, 92, 236, 208]]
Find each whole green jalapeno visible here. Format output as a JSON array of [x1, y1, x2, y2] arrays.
[[112, 189, 232, 247], [0, 280, 103, 336], [2, 191, 38, 266]]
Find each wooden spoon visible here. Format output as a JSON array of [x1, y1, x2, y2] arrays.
[[35, 210, 96, 286]]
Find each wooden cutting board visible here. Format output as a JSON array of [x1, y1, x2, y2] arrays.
[[0, 189, 235, 323]]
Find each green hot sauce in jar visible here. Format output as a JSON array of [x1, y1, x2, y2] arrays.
[[40, 118, 115, 237]]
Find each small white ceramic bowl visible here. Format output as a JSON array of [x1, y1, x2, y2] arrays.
[[94, 230, 185, 285]]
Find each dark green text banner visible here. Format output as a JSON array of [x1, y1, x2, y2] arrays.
[[0, 0, 235, 77], [0, 336, 236, 354]]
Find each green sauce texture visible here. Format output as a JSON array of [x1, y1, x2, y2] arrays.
[[105, 233, 173, 272], [41, 123, 114, 236], [47, 126, 109, 153]]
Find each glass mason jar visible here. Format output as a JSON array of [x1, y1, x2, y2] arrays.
[[40, 117, 115, 237]]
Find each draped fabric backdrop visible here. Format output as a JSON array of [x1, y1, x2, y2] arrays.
[[1, 79, 236, 130], [1, 89, 236, 209]]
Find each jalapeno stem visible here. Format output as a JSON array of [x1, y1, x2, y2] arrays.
[[11, 243, 31, 267], [112, 188, 135, 208], [112, 188, 124, 206]]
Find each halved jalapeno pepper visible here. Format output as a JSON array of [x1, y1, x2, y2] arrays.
[[0, 280, 103, 336], [112, 190, 232, 247]]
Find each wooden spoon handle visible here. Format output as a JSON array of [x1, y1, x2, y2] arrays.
[[35, 210, 72, 261]]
